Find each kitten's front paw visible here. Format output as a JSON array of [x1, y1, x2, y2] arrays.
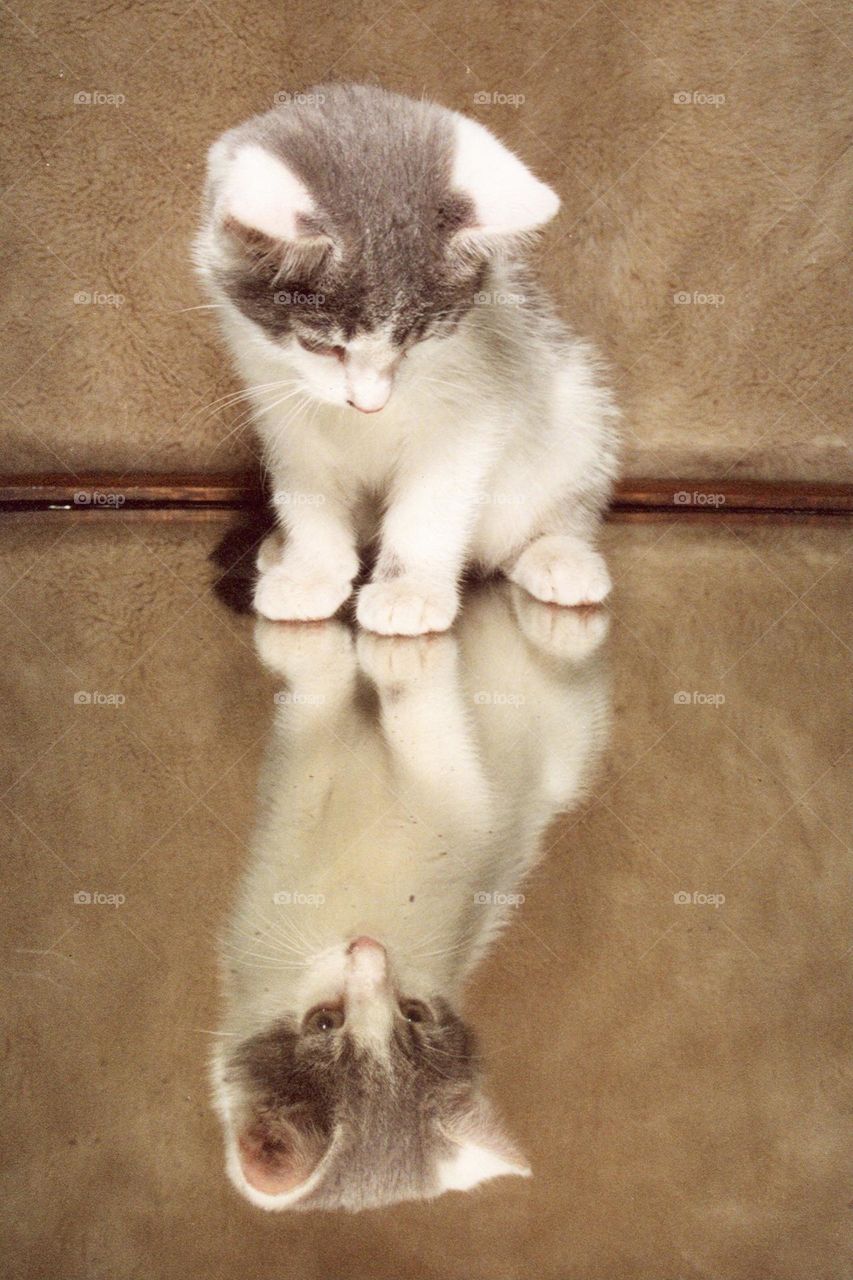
[[254, 567, 353, 622], [356, 579, 458, 636], [509, 536, 611, 607]]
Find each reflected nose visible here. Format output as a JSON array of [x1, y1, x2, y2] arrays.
[[347, 936, 385, 958], [346, 937, 387, 990]]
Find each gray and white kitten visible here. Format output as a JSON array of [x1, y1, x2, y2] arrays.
[[195, 84, 619, 636], [213, 585, 610, 1211]]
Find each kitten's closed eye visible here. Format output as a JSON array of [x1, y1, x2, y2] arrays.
[[296, 335, 345, 360]]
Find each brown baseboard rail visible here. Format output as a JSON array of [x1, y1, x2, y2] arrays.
[[0, 474, 850, 520]]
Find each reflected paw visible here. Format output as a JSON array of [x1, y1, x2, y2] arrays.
[[510, 586, 610, 660], [356, 579, 457, 636], [253, 617, 354, 679], [356, 630, 457, 684]]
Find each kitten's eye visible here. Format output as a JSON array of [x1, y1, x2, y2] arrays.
[[303, 1006, 345, 1034], [399, 999, 432, 1025], [296, 336, 345, 360]]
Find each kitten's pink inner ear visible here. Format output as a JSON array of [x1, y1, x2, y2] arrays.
[[222, 144, 315, 242], [237, 1126, 316, 1196], [451, 114, 560, 235]]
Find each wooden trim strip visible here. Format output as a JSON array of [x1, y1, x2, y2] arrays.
[[0, 474, 851, 518], [612, 478, 852, 513]]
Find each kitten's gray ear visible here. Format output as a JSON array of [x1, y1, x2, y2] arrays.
[[209, 140, 333, 271], [450, 114, 560, 240], [437, 1097, 531, 1193], [226, 1117, 331, 1210]]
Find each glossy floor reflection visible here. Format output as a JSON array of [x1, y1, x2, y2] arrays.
[[219, 586, 609, 1212], [1, 514, 850, 1279]]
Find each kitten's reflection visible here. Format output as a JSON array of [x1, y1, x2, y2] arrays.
[[214, 584, 610, 1211]]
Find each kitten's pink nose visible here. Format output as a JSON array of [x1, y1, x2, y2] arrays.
[[345, 361, 393, 412], [346, 399, 384, 414], [346, 936, 387, 993], [347, 936, 385, 956]]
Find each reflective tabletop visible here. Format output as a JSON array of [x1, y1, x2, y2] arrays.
[[1, 514, 849, 1279]]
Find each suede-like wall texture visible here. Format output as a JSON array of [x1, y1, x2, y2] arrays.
[[1, 517, 850, 1278], [1, 1, 850, 479]]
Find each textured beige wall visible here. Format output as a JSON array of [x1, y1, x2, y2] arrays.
[[1, 0, 850, 480]]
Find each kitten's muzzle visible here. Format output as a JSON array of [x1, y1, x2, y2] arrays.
[[345, 936, 388, 992], [343, 938, 395, 1044], [346, 399, 385, 414], [344, 357, 397, 413]]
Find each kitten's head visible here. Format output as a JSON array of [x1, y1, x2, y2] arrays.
[[195, 83, 559, 412], [215, 936, 529, 1211]]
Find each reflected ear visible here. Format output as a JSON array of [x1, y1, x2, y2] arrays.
[[451, 114, 560, 239], [230, 1118, 329, 1208], [437, 1098, 531, 1193]]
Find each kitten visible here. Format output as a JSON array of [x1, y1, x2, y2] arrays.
[[213, 584, 610, 1211], [195, 84, 619, 636]]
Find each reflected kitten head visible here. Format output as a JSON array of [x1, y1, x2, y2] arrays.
[[215, 937, 530, 1211], [195, 83, 559, 412]]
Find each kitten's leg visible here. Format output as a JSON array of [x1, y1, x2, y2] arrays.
[[507, 532, 611, 608], [253, 622, 358, 826], [254, 618, 357, 716], [356, 632, 491, 817], [254, 487, 359, 623], [356, 437, 489, 636]]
